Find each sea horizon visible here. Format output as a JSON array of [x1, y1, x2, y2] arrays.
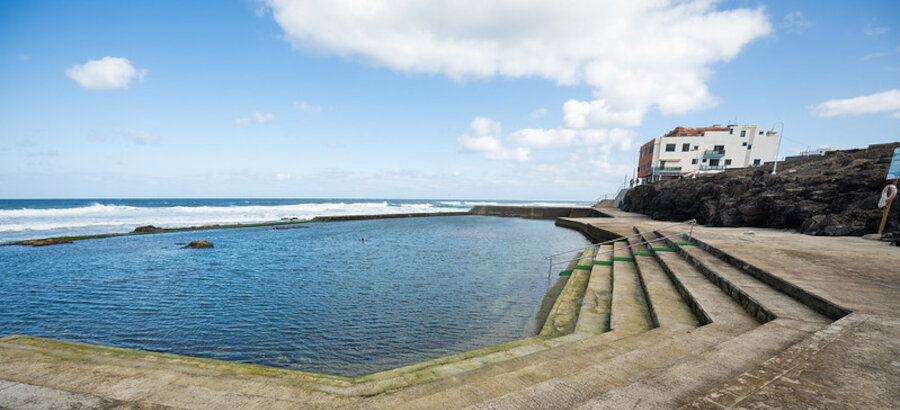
[[0, 197, 591, 242]]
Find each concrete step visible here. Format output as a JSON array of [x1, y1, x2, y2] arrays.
[[574, 245, 613, 334], [632, 240, 699, 329], [609, 241, 651, 334], [540, 248, 594, 337], [460, 317, 788, 410], [636, 229, 758, 333], [572, 318, 824, 409], [659, 233, 830, 325], [376, 325, 690, 409]]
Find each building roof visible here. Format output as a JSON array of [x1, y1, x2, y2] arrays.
[[662, 125, 731, 138]]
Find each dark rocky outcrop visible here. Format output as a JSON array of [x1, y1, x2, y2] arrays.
[[133, 225, 162, 233], [273, 225, 309, 230], [19, 238, 74, 247], [182, 240, 214, 249], [621, 142, 900, 237]]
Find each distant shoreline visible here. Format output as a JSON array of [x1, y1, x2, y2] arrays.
[[2, 211, 471, 247]]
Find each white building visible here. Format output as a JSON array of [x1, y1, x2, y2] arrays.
[[637, 124, 781, 182]]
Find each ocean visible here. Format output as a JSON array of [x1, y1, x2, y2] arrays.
[[0, 198, 586, 243]]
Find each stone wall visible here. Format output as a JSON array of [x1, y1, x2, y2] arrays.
[[468, 206, 608, 219]]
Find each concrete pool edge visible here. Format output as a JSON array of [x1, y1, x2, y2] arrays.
[[2, 205, 604, 246], [1, 207, 603, 396]]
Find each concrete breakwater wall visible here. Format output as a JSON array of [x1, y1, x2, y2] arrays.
[[554, 217, 622, 243], [309, 211, 468, 222], [469, 205, 608, 219]]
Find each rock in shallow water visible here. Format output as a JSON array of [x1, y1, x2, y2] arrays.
[[182, 240, 214, 249]]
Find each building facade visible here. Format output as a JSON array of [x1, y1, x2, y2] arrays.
[[638, 124, 781, 182]]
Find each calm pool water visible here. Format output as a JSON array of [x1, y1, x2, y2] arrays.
[[0, 215, 590, 376]]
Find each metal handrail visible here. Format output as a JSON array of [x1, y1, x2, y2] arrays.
[[547, 228, 691, 267], [545, 219, 696, 276], [545, 219, 696, 259]]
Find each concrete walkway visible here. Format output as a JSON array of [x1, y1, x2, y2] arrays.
[[1, 209, 897, 409]]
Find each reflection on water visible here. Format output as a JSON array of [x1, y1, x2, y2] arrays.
[[0, 215, 589, 377]]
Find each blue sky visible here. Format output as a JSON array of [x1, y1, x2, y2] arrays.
[[0, 0, 898, 200]]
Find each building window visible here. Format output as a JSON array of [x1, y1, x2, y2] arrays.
[[682, 143, 690, 152], [729, 128, 734, 135], [740, 130, 747, 137], [709, 159, 720, 167], [742, 142, 747, 147], [702, 158, 708, 163], [665, 143, 676, 152], [753, 159, 761, 166], [693, 145, 698, 150], [714, 145, 724, 151], [748, 144, 752, 149], [649, 146, 653, 153], [691, 158, 698, 164], [758, 131, 764, 135], [724, 159, 732, 166]]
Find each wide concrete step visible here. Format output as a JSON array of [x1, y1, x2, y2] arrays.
[[663, 234, 830, 325], [575, 245, 613, 334], [460, 314, 799, 410], [541, 248, 594, 337], [572, 318, 826, 409], [637, 229, 758, 333], [375, 325, 691, 409], [632, 241, 699, 329], [609, 241, 650, 334]]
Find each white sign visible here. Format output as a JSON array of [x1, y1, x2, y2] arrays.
[[888, 147, 900, 180]]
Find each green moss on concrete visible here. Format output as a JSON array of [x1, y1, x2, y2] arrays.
[[540, 248, 594, 337]]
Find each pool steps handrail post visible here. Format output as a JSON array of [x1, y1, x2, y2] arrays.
[[545, 219, 696, 259], [547, 219, 696, 276]]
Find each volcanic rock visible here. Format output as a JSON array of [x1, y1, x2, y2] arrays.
[[182, 240, 214, 249], [621, 142, 900, 237]]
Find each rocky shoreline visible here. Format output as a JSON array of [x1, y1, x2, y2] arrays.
[[621, 142, 900, 239]]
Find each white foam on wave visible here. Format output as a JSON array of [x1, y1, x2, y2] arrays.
[[0, 201, 471, 235], [0, 199, 587, 241]]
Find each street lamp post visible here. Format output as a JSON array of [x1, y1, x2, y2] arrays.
[[771, 121, 785, 175]]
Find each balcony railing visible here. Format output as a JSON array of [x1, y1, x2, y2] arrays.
[[651, 167, 682, 174], [702, 150, 725, 158], [699, 165, 725, 171]]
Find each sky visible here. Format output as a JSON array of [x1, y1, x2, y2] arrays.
[[0, 0, 898, 201]]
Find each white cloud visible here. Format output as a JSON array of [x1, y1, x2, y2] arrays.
[[19, 55, 29, 62], [862, 52, 888, 60], [509, 127, 635, 150], [116, 128, 160, 145], [66, 57, 146, 90], [275, 172, 291, 181], [530, 108, 547, 120], [265, 0, 770, 128], [458, 117, 528, 162], [814, 89, 900, 118], [293, 100, 322, 114], [783, 11, 813, 34], [865, 23, 888, 36], [235, 111, 275, 126]]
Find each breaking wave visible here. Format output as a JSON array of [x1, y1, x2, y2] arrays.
[[0, 199, 588, 241]]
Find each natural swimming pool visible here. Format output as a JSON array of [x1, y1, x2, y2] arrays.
[[0, 215, 591, 376]]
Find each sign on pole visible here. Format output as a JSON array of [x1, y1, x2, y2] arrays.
[[887, 147, 900, 180], [878, 147, 900, 235]]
